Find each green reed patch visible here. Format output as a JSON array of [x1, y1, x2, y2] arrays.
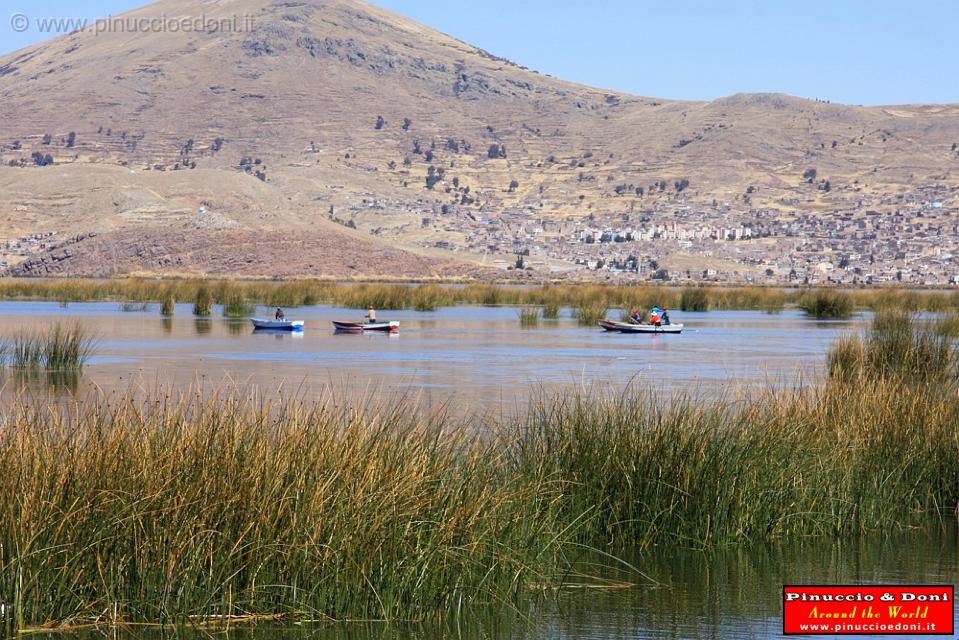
[[1, 278, 958, 315], [798, 289, 854, 318], [519, 307, 540, 327], [679, 287, 709, 312], [220, 288, 255, 318], [1, 323, 96, 370], [828, 310, 953, 384]]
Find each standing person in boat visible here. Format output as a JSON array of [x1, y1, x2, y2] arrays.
[[275, 307, 286, 321], [366, 305, 377, 323], [649, 308, 661, 327]]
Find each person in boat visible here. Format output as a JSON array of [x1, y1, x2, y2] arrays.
[[649, 308, 661, 327], [275, 307, 285, 321], [629, 307, 641, 324], [661, 308, 671, 325], [366, 305, 377, 323]]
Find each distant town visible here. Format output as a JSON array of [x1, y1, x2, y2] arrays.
[[340, 182, 959, 286]]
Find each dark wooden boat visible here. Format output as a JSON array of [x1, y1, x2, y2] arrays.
[[331, 320, 400, 333]]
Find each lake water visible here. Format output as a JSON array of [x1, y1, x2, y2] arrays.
[[0, 302, 863, 411]]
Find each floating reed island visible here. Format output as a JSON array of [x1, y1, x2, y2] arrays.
[[3, 315, 959, 632], [0, 278, 957, 316]]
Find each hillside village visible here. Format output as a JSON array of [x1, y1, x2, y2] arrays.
[[1, 0, 958, 281], [335, 181, 959, 285]]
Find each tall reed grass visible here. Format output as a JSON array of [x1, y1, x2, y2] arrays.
[[1, 278, 957, 314], [3, 371, 959, 630], [160, 292, 176, 317], [519, 307, 540, 327], [192, 286, 214, 316], [221, 287, 255, 318], [798, 290, 854, 318], [679, 287, 709, 312], [828, 310, 953, 384], [1, 323, 96, 370]]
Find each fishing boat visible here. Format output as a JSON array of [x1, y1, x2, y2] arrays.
[[598, 319, 683, 334], [250, 318, 305, 331], [331, 320, 400, 333]]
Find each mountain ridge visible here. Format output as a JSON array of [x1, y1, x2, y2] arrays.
[[2, 0, 958, 281]]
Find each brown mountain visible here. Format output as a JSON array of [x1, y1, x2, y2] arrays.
[[1, 0, 957, 278]]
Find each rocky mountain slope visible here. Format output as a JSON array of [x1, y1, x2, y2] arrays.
[[1, 0, 957, 278]]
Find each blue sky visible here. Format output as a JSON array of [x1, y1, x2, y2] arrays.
[[1, 0, 956, 105]]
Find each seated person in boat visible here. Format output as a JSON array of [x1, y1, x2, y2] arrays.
[[630, 307, 641, 324], [661, 309, 671, 325], [366, 305, 377, 323], [275, 307, 285, 321]]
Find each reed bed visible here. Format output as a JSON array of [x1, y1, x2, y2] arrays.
[[541, 301, 560, 319], [798, 289, 854, 318], [160, 292, 176, 317], [2, 278, 958, 314], [3, 368, 959, 630], [1, 323, 96, 370], [679, 287, 709, 312], [519, 307, 540, 327], [934, 312, 959, 338], [0, 394, 569, 629], [220, 288, 255, 318], [828, 310, 953, 384], [574, 300, 607, 326], [192, 286, 214, 316]]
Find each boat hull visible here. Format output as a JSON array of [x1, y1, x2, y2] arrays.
[[250, 318, 304, 331], [332, 321, 399, 333], [598, 319, 683, 334]]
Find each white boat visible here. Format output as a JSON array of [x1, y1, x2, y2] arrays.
[[598, 319, 683, 334], [250, 318, 304, 331]]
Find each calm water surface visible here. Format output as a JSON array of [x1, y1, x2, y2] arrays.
[[0, 302, 863, 409]]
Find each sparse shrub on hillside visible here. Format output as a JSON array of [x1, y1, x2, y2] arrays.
[[402, 117, 412, 131], [66, 131, 76, 147], [42, 133, 52, 145], [803, 167, 817, 182], [425, 166, 441, 190], [31, 151, 54, 166], [675, 178, 690, 192], [508, 179, 519, 192], [487, 143, 506, 159], [374, 115, 385, 130]]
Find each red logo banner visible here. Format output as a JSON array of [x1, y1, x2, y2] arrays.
[[783, 585, 954, 635]]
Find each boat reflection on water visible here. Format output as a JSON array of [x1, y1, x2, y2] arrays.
[[251, 328, 305, 338], [226, 319, 248, 336]]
